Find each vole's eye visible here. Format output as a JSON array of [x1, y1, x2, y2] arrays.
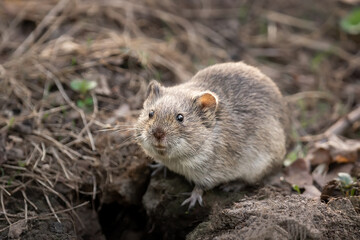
[[176, 114, 184, 122], [149, 110, 155, 118]]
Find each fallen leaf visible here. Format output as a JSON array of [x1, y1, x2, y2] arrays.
[[334, 155, 352, 163], [313, 163, 354, 188], [41, 40, 83, 58], [115, 104, 131, 118], [328, 135, 360, 163], [305, 148, 331, 166], [321, 180, 341, 202], [305, 135, 360, 166], [8, 219, 27, 239], [284, 158, 313, 188], [302, 185, 321, 199]]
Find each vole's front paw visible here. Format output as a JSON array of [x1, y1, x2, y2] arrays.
[[149, 162, 167, 177], [181, 187, 204, 209]]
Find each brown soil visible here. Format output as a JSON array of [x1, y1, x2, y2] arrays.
[[188, 187, 360, 240]]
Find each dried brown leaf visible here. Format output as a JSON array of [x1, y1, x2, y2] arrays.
[[8, 219, 27, 239], [313, 163, 354, 188], [302, 185, 321, 199], [306, 148, 331, 166], [306, 135, 360, 166], [284, 158, 313, 188]]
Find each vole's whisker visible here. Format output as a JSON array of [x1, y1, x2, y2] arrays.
[[115, 135, 136, 148], [114, 128, 139, 133]]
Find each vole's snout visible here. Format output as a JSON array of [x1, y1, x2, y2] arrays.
[[152, 127, 166, 141]]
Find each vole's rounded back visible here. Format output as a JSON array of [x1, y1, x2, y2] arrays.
[[136, 62, 287, 192]]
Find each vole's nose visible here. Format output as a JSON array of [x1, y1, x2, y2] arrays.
[[153, 127, 165, 141]]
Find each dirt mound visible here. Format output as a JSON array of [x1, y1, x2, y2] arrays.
[[188, 188, 360, 240]]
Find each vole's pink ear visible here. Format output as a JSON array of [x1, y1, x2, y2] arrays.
[[146, 80, 163, 99], [194, 91, 218, 112]]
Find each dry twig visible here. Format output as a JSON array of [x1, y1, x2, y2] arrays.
[[11, 0, 70, 58], [301, 106, 360, 142]]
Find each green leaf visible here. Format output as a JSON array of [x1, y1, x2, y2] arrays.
[[283, 144, 305, 167], [76, 97, 93, 111], [77, 99, 85, 109], [85, 81, 97, 90], [337, 172, 353, 187], [284, 151, 297, 167], [84, 96, 93, 107], [71, 57, 77, 66], [350, 188, 356, 196], [18, 161, 26, 168], [70, 79, 97, 94], [340, 8, 360, 35], [42, 112, 49, 120], [292, 184, 301, 194], [311, 52, 329, 71], [8, 117, 15, 128], [70, 79, 84, 92]]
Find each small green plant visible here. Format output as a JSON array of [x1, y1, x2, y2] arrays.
[[340, 7, 360, 35], [18, 161, 26, 168], [71, 56, 77, 66], [42, 112, 49, 121], [284, 151, 298, 167], [284, 144, 306, 167], [70, 79, 97, 95], [311, 51, 329, 71], [76, 96, 93, 110], [7, 178, 13, 186], [8, 117, 15, 128], [337, 172, 358, 197], [292, 184, 301, 194], [70, 79, 97, 111]]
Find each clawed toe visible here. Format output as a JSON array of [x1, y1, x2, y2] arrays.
[[149, 163, 167, 177], [181, 187, 204, 209]]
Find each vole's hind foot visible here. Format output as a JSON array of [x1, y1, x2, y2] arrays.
[[181, 186, 204, 209], [149, 162, 167, 178]]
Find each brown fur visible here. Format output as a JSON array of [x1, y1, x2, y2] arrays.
[[135, 62, 288, 191]]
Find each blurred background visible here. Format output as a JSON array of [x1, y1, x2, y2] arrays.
[[0, 0, 359, 239]]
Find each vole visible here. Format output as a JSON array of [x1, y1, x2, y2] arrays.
[[135, 62, 287, 208]]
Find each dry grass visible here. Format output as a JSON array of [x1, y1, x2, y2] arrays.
[[0, 0, 359, 235]]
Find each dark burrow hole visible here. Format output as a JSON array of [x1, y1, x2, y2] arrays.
[[98, 202, 162, 240]]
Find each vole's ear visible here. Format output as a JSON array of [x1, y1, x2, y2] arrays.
[[146, 80, 162, 98], [194, 91, 218, 113], [146, 80, 163, 99], [144, 80, 163, 107]]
